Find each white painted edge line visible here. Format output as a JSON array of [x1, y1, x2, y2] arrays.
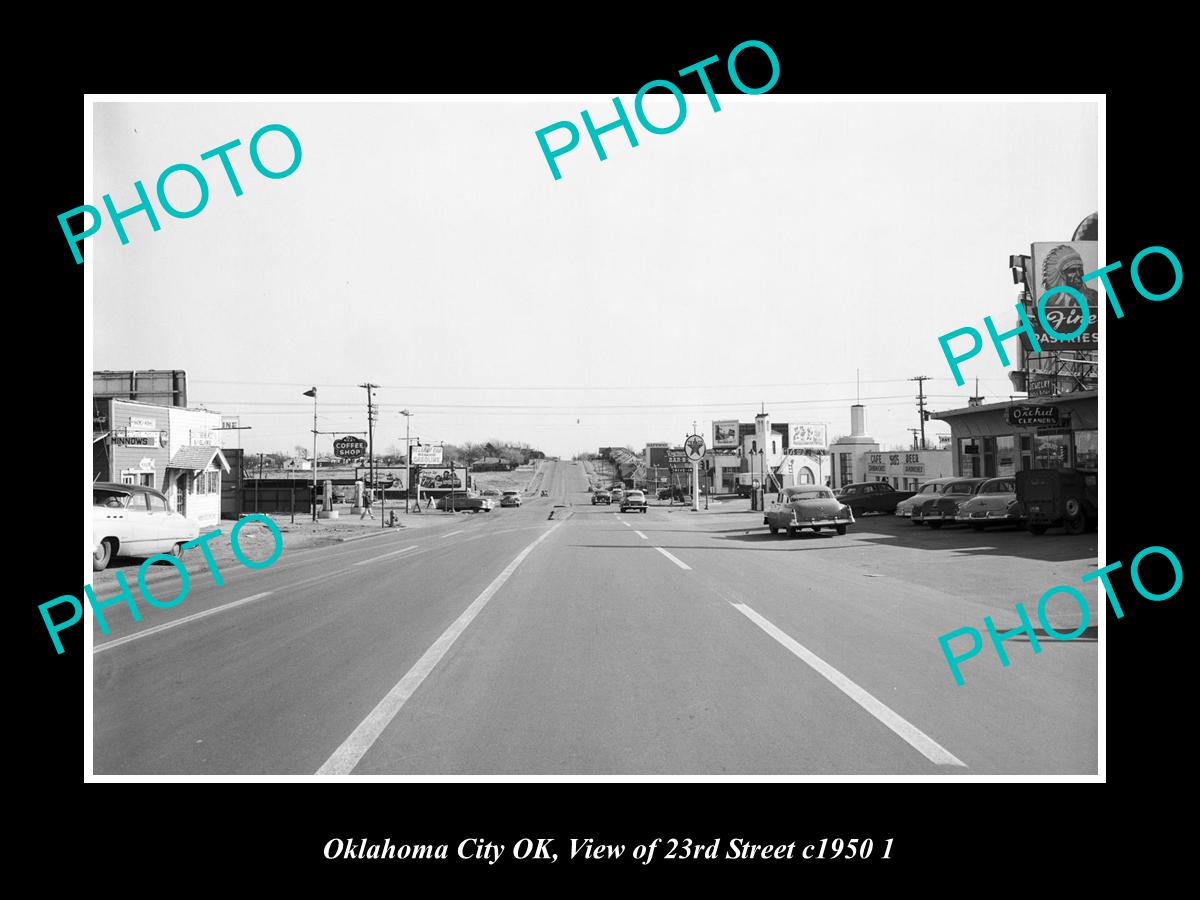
[[634, 530, 648, 539], [440, 530, 464, 538], [352, 546, 418, 566], [654, 546, 691, 570], [93, 592, 274, 654], [730, 603, 967, 769], [316, 522, 562, 776]]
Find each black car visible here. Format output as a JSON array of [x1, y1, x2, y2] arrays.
[[836, 482, 916, 516], [592, 490, 612, 505]]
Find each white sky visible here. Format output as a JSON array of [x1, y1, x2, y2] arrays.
[[93, 99, 1097, 457]]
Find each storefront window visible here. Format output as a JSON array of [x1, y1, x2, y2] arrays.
[[996, 435, 1017, 476], [1074, 430, 1098, 469], [839, 453, 852, 486], [958, 439, 980, 477], [1034, 433, 1070, 468]]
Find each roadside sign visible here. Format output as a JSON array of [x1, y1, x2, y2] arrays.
[[410, 445, 444, 466], [683, 434, 706, 461], [333, 436, 368, 460]]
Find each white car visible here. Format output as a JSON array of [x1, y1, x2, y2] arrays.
[[93, 483, 200, 571]]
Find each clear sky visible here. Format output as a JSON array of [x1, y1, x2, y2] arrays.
[[93, 99, 1097, 457]]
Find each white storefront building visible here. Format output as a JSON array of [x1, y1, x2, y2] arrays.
[[165, 406, 231, 527]]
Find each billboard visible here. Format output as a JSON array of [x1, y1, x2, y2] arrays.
[[645, 443, 669, 468], [713, 420, 739, 448], [790, 423, 828, 448], [410, 444, 444, 466], [1023, 242, 1099, 350]]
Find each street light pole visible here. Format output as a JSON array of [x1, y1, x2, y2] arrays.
[[400, 409, 412, 514], [303, 387, 317, 521]]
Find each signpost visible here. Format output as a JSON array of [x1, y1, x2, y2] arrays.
[[684, 434, 706, 512]]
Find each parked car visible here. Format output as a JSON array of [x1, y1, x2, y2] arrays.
[[1016, 467, 1097, 535], [658, 487, 686, 501], [479, 488, 502, 500], [765, 486, 855, 536], [914, 478, 989, 528], [896, 477, 956, 520], [592, 489, 612, 505], [500, 490, 522, 507], [836, 481, 916, 516], [435, 493, 495, 512], [93, 483, 200, 572], [955, 476, 1022, 530], [620, 490, 648, 513]]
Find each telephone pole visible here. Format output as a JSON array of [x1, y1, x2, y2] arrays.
[[910, 375, 931, 450], [908, 428, 921, 451], [359, 382, 379, 512]]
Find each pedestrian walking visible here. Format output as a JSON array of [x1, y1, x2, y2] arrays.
[[360, 489, 375, 520]]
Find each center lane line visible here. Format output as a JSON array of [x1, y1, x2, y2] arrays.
[[353, 545, 418, 566], [94, 592, 274, 654], [440, 530, 464, 538], [634, 530, 648, 539], [654, 546, 692, 570], [730, 602, 967, 768], [316, 522, 563, 775]]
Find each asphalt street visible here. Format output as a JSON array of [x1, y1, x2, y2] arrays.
[[92, 461, 1098, 775]]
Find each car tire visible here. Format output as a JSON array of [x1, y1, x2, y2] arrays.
[[93, 538, 115, 572], [1028, 523, 1048, 535], [928, 522, 943, 529], [836, 525, 847, 535], [769, 525, 778, 534], [171, 542, 186, 559], [786, 526, 796, 537], [1065, 513, 1087, 535]]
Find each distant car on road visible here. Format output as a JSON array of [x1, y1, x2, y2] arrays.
[[93, 483, 200, 572], [836, 482, 915, 516], [500, 490, 522, 507], [479, 488, 502, 500], [765, 486, 855, 536], [592, 489, 611, 505], [1017, 467, 1097, 535], [914, 478, 988, 528], [610, 487, 625, 502], [896, 477, 955, 520], [436, 494, 495, 512], [955, 477, 1022, 530], [620, 490, 648, 513]]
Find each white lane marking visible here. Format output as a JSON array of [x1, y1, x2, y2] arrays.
[[654, 546, 692, 570], [94, 592, 273, 654], [353, 546, 418, 566], [730, 603, 967, 768], [440, 530, 464, 539], [634, 530, 648, 539], [317, 522, 562, 775]]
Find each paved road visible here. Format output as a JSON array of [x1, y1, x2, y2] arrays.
[[93, 461, 1097, 774]]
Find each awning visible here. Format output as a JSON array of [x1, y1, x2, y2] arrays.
[[168, 445, 231, 473]]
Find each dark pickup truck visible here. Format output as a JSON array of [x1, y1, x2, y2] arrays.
[[1016, 467, 1097, 534]]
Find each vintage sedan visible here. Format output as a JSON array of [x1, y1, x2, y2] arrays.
[[500, 490, 522, 507], [897, 477, 957, 520], [619, 490, 648, 513], [914, 478, 989, 528], [836, 481, 915, 516], [592, 489, 612, 505], [93, 482, 200, 572], [765, 486, 855, 536], [955, 476, 1022, 530], [435, 493, 495, 512]]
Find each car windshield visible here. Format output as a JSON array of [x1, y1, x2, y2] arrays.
[[785, 489, 834, 501], [627, 491, 644, 498], [947, 482, 978, 493], [94, 488, 130, 508], [502, 491, 518, 496], [980, 479, 1015, 493]]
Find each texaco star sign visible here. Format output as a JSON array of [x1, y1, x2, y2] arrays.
[[684, 434, 706, 461]]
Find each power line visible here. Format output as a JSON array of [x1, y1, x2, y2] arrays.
[[190, 377, 1008, 392]]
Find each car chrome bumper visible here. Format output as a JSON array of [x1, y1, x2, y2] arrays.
[[771, 515, 854, 528]]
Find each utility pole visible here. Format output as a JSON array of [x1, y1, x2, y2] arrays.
[[359, 382, 379, 524], [910, 375, 931, 450], [303, 387, 318, 521], [400, 409, 413, 514], [908, 428, 921, 451]]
